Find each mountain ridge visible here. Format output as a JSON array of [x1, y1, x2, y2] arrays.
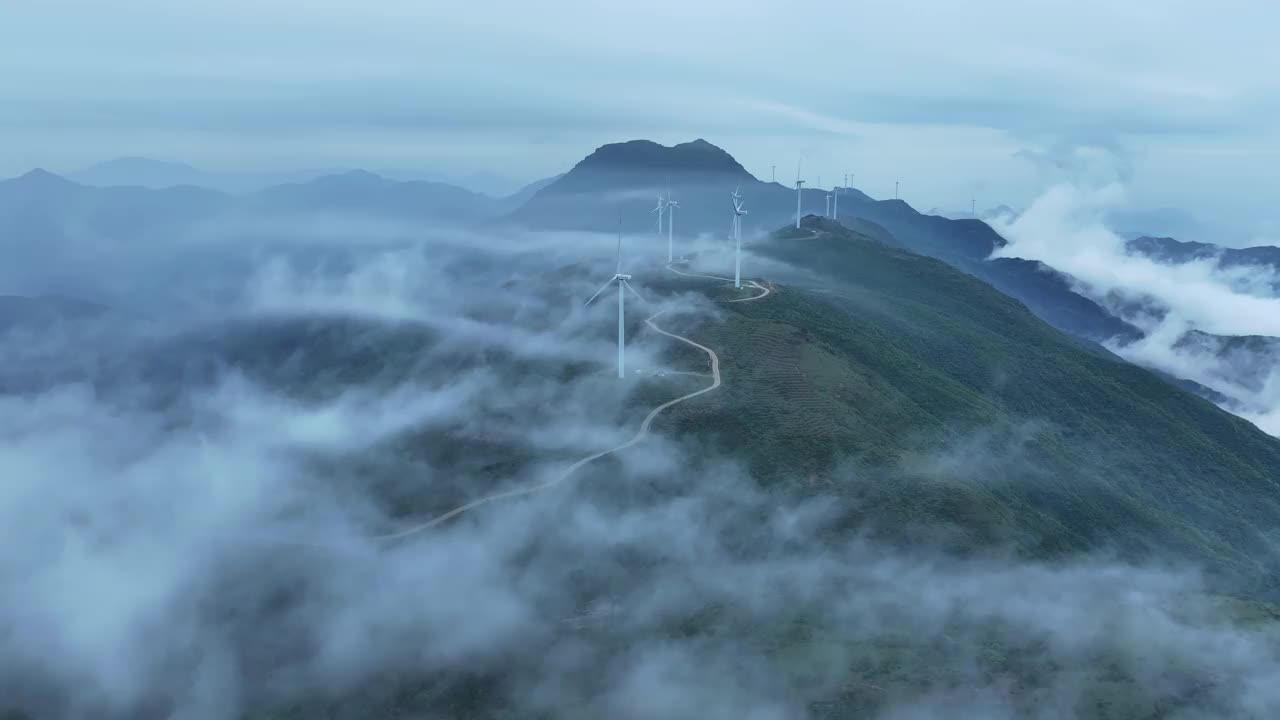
[[1129, 234, 1280, 273], [509, 138, 1132, 342], [533, 138, 756, 198], [676, 216, 1280, 589]]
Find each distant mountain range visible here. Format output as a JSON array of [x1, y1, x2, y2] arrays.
[[936, 204, 1251, 249], [6, 139, 1277, 356], [69, 156, 542, 196], [70, 157, 348, 194], [1127, 234, 1280, 276], [0, 165, 559, 242], [1107, 206, 1234, 245], [0, 143, 1137, 346], [928, 204, 1021, 223]]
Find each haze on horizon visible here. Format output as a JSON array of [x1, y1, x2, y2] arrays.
[[3, 0, 1279, 242]]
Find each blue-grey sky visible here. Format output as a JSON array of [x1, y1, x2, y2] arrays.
[[3, 0, 1277, 238]]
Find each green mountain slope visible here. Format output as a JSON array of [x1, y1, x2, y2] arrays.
[[661, 217, 1280, 587], [238, 218, 1280, 720]]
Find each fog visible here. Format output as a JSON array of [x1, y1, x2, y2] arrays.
[[991, 171, 1280, 436], [3, 209, 1280, 719]]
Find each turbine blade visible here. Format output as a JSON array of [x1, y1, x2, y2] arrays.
[[585, 277, 614, 306], [622, 279, 646, 304], [616, 221, 623, 275]]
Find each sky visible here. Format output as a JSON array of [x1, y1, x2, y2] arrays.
[[2, 0, 1278, 239]]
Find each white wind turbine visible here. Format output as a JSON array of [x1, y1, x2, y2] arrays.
[[585, 225, 644, 379], [651, 194, 665, 245], [834, 173, 844, 221], [665, 194, 679, 262], [731, 190, 748, 289], [794, 160, 805, 229], [825, 190, 832, 218]]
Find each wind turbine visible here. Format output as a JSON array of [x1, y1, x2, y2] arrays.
[[895, 180, 900, 200], [794, 160, 805, 229], [834, 173, 844, 221], [731, 191, 748, 288], [665, 195, 679, 262], [585, 224, 644, 379], [825, 191, 832, 218], [651, 194, 665, 244]]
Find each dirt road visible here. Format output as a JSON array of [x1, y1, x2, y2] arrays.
[[375, 264, 770, 539]]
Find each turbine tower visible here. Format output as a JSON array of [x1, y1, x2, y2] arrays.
[[731, 190, 748, 289], [794, 160, 805, 229], [651, 194, 665, 243], [895, 180, 899, 200], [665, 195, 679, 262], [834, 173, 844, 221], [585, 225, 644, 379]]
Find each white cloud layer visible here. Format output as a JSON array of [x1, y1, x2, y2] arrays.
[[992, 152, 1280, 435]]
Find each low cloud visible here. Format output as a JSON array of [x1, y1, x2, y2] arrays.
[[2, 203, 1279, 718], [991, 151, 1280, 436]]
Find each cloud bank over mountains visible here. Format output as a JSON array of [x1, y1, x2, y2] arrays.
[[3, 203, 1278, 717], [993, 158, 1280, 435]]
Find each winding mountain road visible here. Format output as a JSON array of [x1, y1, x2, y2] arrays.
[[666, 261, 772, 303], [376, 262, 769, 540]]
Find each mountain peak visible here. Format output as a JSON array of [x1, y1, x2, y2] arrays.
[[4, 168, 80, 194], [19, 168, 69, 182], [301, 169, 392, 190], [334, 169, 383, 181], [556, 138, 754, 192], [671, 138, 720, 152]]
